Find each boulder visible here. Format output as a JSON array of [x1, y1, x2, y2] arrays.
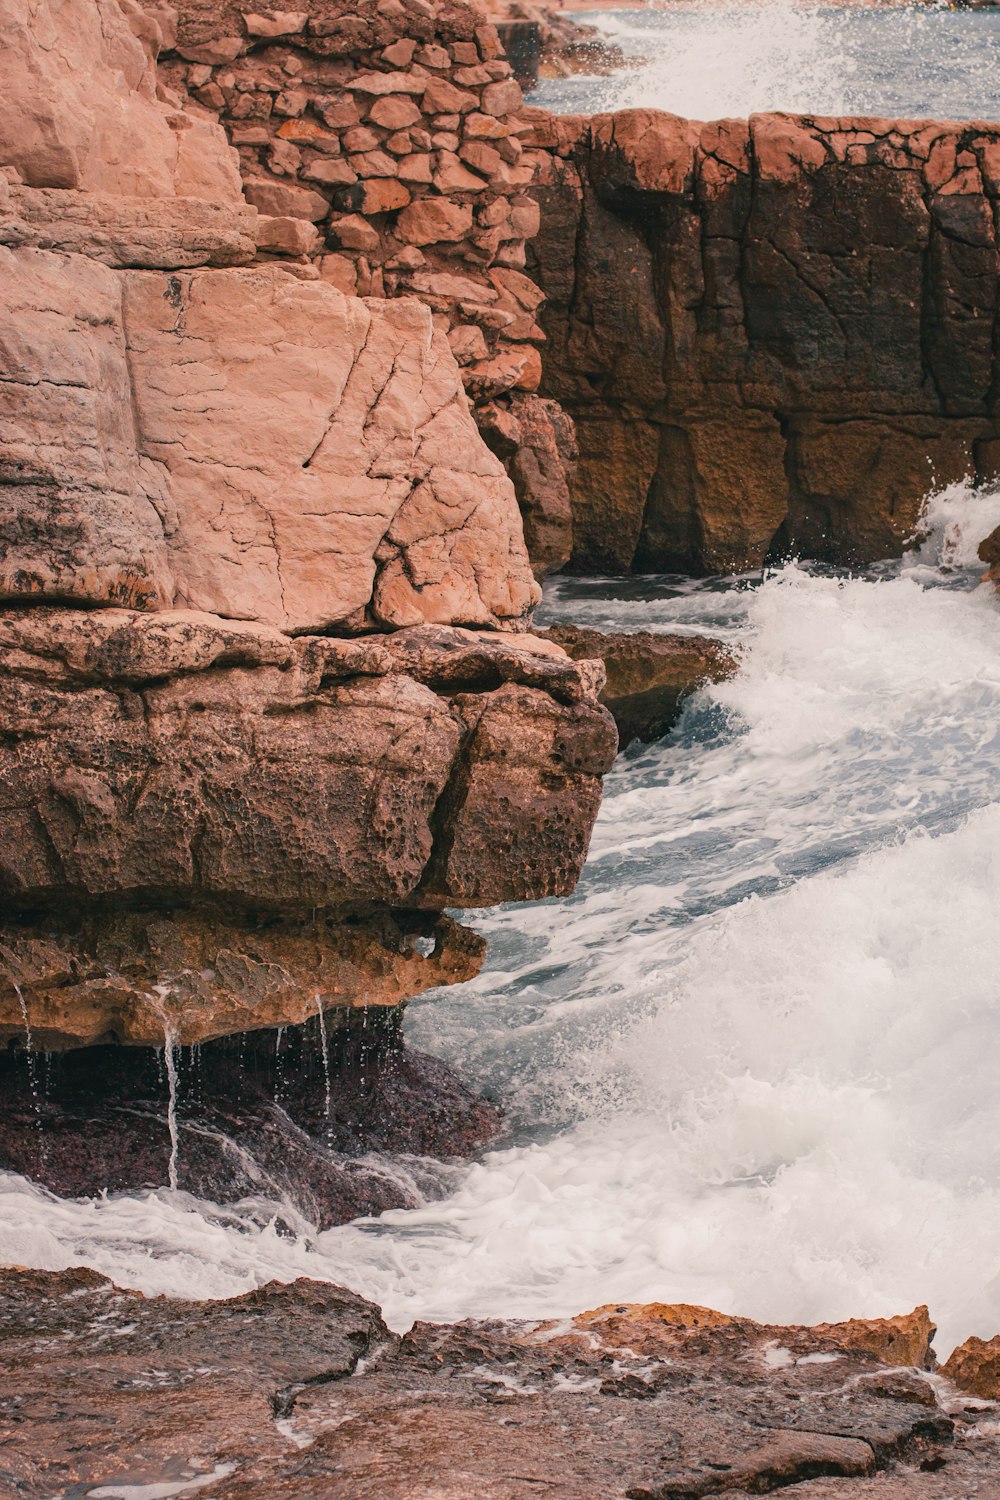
[[540, 624, 737, 747], [942, 1333, 1000, 1399]]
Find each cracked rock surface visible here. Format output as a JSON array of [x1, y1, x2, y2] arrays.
[[0, 0, 614, 1056], [2, 1270, 997, 1498]]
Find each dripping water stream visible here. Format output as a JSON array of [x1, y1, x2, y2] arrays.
[[315, 998, 333, 1133], [13, 983, 45, 1166], [162, 1027, 180, 1195]]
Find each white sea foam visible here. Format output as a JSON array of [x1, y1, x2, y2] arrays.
[[4, 485, 1000, 1358], [531, 2, 1000, 124]]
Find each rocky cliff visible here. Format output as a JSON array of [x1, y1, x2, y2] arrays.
[[152, 0, 581, 573], [0, 0, 616, 1200], [526, 108, 1000, 574]]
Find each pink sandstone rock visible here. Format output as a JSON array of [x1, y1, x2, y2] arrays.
[[1, 247, 539, 632], [396, 198, 474, 243], [0, 0, 241, 200]]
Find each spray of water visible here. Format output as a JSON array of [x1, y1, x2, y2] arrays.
[[532, 1, 1000, 124]]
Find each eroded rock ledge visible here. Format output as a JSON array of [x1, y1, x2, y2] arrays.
[[0, 608, 614, 1047], [0, 0, 616, 1201], [3, 1270, 998, 1497]]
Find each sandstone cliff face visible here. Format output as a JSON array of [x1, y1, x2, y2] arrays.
[[2, 238, 538, 631], [527, 108, 1000, 574], [0, 0, 616, 1058], [154, 0, 577, 573]]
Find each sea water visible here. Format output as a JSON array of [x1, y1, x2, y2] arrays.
[[529, 1, 1000, 122], [5, 482, 1000, 1358]]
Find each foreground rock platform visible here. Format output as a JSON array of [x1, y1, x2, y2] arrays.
[[2, 1270, 998, 1498]]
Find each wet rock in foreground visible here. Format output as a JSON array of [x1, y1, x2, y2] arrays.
[[0, 1009, 501, 1225], [1, 1272, 996, 1498]]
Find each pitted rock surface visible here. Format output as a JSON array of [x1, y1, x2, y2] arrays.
[[1, 1272, 996, 1498], [0, 608, 615, 1044]]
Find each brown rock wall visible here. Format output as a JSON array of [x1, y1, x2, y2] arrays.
[[0, 0, 615, 1063], [0, 608, 615, 1044], [526, 107, 1000, 574]]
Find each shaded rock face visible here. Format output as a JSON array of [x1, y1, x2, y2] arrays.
[[526, 108, 1000, 575], [540, 624, 738, 747], [3, 1270, 996, 1498], [0, 1011, 501, 1223]]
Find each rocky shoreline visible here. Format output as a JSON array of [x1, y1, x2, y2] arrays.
[[3, 0, 1000, 1485], [4, 1267, 1000, 1497]]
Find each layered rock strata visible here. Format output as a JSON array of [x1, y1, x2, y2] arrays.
[[156, 0, 578, 572], [526, 108, 1000, 574], [5, 1270, 998, 1497], [0, 610, 612, 1048], [0, 0, 615, 1200]]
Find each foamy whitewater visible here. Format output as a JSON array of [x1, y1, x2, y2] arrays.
[[5, 482, 1000, 1357], [529, 1, 1000, 122]]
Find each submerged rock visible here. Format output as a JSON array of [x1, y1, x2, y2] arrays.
[[1, 1269, 993, 1497], [0, 1008, 501, 1224], [540, 623, 737, 747]]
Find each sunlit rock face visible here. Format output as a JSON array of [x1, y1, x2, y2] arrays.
[[0, 249, 538, 631], [527, 107, 1000, 575]]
